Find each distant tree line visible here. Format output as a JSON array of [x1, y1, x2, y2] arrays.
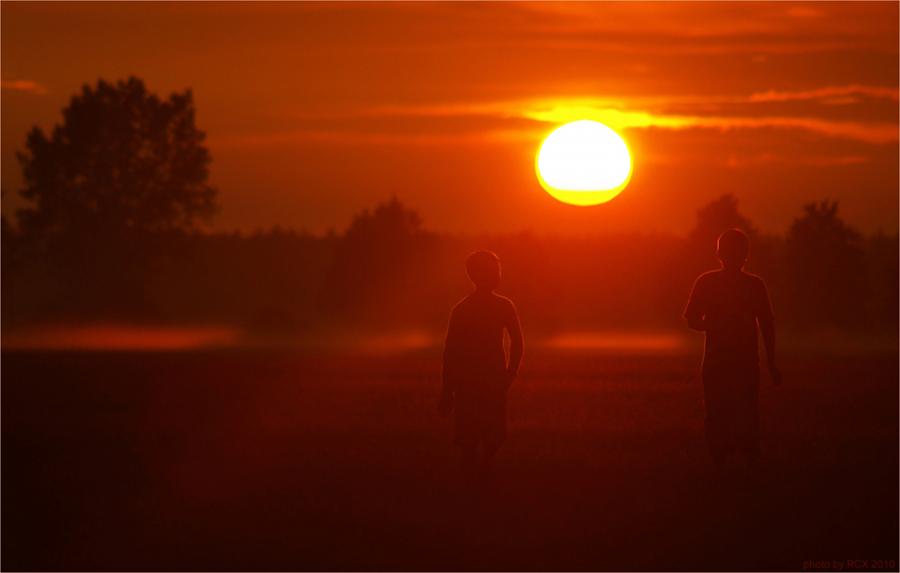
[[2, 78, 897, 336]]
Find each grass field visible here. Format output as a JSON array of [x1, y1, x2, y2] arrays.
[[2, 344, 897, 571]]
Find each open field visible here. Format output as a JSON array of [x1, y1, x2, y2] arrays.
[[2, 345, 897, 571]]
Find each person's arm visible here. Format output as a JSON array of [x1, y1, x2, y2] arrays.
[[505, 301, 524, 385], [756, 279, 781, 385], [439, 311, 459, 415], [684, 276, 710, 332]]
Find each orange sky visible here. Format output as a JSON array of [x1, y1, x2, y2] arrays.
[[2, 2, 898, 235]]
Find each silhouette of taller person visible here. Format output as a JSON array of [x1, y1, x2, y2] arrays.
[[440, 251, 523, 487], [684, 229, 781, 467]]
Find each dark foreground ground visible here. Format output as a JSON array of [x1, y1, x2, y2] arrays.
[[2, 345, 898, 571]]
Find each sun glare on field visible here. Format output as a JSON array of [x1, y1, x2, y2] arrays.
[[536, 120, 632, 206]]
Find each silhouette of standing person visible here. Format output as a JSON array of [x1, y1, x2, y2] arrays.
[[440, 251, 523, 487], [684, 229, 781, 467]]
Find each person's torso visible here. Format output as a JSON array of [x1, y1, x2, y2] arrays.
[[451, 292, 509, 375], [702, 271, 760, 366]]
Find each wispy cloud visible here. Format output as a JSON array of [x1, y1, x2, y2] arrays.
[[519, 102, 898, 144], [210, 128, 525, 149], [689, 116, 896, 145], [505, 2, 895, 55], [364, 89, 900, 145], [786, 6, 826, 19], [723, 153, 868, 168], [217, 85, 899, 149], [1, 79, 47, 95], [748, 85, 899, 104]]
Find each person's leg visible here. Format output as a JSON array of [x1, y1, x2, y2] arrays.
[[479, 442, 499, 484], [739, 369, 762, 467], [460, 444, 480, 489], [477, 383, 505, 485], [749, 373, 761, 463], [703, 373, 728, 467]]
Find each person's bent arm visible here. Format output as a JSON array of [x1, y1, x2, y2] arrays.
[[759, 314, 776, 366], [684, 277, 709, 331], [439, 312, 459, 414], [756, 281, 781, 385], [506, 303, 524, 384], [758, 313, 781, 385], [685, 311, 708, 332]]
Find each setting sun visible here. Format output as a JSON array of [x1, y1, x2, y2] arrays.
[[536, 120, 633, 206]]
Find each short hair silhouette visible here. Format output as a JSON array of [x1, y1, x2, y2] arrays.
[[465, 250, 501, 289], [717, 228, 750, 267]]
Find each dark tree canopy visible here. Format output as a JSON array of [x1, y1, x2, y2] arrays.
[[786, 200, 866, 327], [343, 196, 423, 244], [788, 201, 861, 250], [322, 197, 433, 323], [688, 193, 757, 250], [16, 77, 217, 238], [677, 193, 760, 285]]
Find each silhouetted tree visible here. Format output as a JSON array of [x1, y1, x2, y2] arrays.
[[343, 196, 423, 244], [16, 77, 217, 239], [1, 206, 17, 322], [11, 77, 217, 320], [688, 193, 758, 258], [863, 231, 899, 331], [786, 200, 865, 329], [1, 204, 14, 257], [322, 197, 434, 324]]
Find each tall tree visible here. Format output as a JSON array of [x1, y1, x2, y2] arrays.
[[688, 193, 757, 255], [786, 201, 865, 328], [322, 197, 433, 324], [11, 77, 217, 320], [16, 77, 217, 239]]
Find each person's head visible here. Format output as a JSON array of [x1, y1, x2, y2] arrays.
[[466, 250, 501, 291], [717, 228, 750, 269]]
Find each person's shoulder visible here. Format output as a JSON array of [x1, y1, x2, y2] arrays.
[[491, 292, 514, 304], [492, 292, 517, 308], [450, 295, 473, 316], [694, 269, 721, 285], [491, 293, 519, 318]]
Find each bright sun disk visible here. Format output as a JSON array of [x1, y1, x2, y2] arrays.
[[536, 120, 632, 206]]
